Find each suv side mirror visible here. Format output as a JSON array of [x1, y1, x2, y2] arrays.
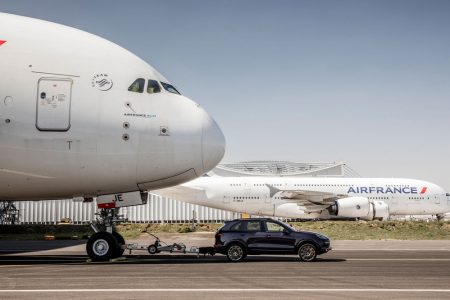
[[283, 229, 290, 234]]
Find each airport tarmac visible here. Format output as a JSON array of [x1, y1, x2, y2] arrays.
[[0, 236, 449, 300]]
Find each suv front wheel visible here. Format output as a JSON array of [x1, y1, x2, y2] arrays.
[[298, 243, 317, 262], [226, 243, 246, 262]]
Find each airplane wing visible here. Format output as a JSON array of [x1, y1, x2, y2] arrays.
[[266, 184, 346, 213], [150, 184, 207, 203]]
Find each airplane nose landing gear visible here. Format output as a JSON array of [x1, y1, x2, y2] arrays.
[[87, 207, 126, 261], [87, 231, 120, 261], [86, 191, 147, 261]]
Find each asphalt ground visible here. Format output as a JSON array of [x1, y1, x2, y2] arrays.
[[0, 237, 449, 300]]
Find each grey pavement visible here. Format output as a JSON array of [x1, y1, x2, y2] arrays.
[[0, 237, 449, 300]]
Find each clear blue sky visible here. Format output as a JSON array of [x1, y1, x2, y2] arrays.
[[1, 0, 449, 190]]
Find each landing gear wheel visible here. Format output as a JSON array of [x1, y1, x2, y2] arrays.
[[298, 243, 317, 262], [112, 231, 125, 257], [226, 244, 246, 262], [86, 232, 118, 262]]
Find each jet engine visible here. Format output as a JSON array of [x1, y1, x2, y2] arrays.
[[328, 197, 389, 221]]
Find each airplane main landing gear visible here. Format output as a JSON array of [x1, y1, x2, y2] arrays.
[[87, 207, 126, 261]]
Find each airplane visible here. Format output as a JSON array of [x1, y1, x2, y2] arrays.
[[0, 13, 225, 261], [153, 176, 450, 221]]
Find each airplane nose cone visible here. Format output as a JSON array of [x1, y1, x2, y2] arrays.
[[202, 114, 226, 174]]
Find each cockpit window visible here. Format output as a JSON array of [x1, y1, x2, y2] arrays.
[[147, 79, 161, 94], [161, 82, 181, 95], [446, 193, 450, 197], [128, 78, 145, 93]]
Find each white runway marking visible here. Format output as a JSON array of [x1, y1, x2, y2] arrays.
[[0, 260, 84, 263], [0, 258, 449, 262], [1, 288, 449, 293], [333, 249, 450, 251], [346, 258, 450, 261]]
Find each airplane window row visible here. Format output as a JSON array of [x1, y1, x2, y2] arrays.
[[233, 196, 260, 200], [294, 184, 352, 187], [128, 78, 181, 95], [368, 197, 389, 200]]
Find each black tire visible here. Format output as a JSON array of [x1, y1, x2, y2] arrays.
[[148, 244, 158, 255], [298, 243, 317, 262], [112, 231, 125, 257], [86, 232, 119, 262], [226, 243, 246, 262]]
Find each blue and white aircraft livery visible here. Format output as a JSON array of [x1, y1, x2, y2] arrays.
[[154, 177, 450, 220], [347, 186, 427, 195]]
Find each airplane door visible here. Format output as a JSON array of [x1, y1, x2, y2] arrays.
[[390, 196, 398, 214], [435, 195, 440, 204], [223, 193, 231, 204], [36, 77, 73, 131]]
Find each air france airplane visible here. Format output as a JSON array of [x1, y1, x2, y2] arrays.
[[0, 13, 225, 260], [154, 176, 450, 220]]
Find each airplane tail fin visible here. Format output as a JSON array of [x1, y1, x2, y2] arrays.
[[265, 184, 280, 198]]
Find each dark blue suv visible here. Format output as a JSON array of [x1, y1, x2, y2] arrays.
[[214, 218, 331, 262]]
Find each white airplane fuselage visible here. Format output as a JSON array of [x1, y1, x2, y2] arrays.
[[0, 13, 225, 201], [165, 177, 450, 219]]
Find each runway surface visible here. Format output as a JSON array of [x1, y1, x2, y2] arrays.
[[0, 239, 449, 300]]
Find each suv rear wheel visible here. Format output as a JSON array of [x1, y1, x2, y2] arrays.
[[226, 243, 246, 262], [298, 243, 317, 262]]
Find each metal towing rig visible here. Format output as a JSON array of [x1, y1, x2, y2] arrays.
[[125, 232, 203, 257]]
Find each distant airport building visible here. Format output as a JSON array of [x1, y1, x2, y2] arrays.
[[211, 161, 360, 177], [4, 161, 364, 224], [14, 195, 240, 225]]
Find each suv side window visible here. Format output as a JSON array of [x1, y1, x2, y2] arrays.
[[245, 221, 261, 232], [229, 221, 243, 231], [266, 221, 285, 232]]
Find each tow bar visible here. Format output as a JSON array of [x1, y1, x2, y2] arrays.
[[125, 233, 215, 257]]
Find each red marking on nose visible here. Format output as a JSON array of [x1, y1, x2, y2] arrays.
[[0, 40, 6, 46], [420, 187, 427, 194]]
